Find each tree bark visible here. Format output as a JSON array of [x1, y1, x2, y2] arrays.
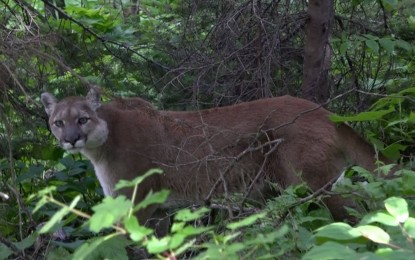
[[301, 0, 333, 104]]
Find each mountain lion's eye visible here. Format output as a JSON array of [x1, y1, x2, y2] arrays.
[[78, 117, 89, 125], [54, 120, 64, 127]]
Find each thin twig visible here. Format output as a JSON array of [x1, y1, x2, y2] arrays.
[[240, 138, 283, 208]]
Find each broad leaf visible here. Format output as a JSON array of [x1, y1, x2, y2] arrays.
[[0, 244, 12, 259], [366, 39, 379, 53], [403, 217, 415, 239], [382, 143, 406, 160], [384, 197, 409, 223], [89, 196, 132, 232], [146, 236, 171, 254], [360, 212, 399, 226], [14, 233, 38, 250], [355, 225, 390, 244], [124, 216, 153, 242], [302, 241, 358, 260], [379, 38, 395, 53], [314, 222, 361, 241]]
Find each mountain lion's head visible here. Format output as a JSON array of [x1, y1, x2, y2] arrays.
[[41, 88, 108, 153]]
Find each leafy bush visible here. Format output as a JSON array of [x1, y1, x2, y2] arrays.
[[3, 162, 415, 259], [304, 197, 415, 260]]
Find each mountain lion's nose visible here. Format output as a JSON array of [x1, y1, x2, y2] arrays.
[[64, 134, 81, 145]]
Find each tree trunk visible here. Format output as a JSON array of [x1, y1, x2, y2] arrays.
[[301, 0, 333, 104]]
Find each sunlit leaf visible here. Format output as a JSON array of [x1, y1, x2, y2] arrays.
[[384, 197, 409, 223], [179, 225, 211, 236], [124, 216, 153, 242], [360, 212, 399, 226], [174, 207, 210, 222], [375, 248, 415, 259], [314, 222, 361, 241], [146, 236, 171, 254], [403, 217, 415, 238], [89, 196, 132, 232], [355, 225, 390, 244], [226, 212, 266, 230]]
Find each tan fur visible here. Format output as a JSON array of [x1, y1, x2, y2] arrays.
[[41, 88, 378, 228]]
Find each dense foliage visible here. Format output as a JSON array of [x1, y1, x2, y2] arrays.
[[1, 0, 415, 259]]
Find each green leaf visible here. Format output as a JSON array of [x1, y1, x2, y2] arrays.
[[377, 164, 397, 176], [379, 38, 395, 53], [247, 225, 289, 245], [89, 196, 133, 232], [146, 236, 171, 254], [178, 225, 211, 236], [198, 242, 244, 259], [355, 225, 390, 244], [366, 39, 379, 53], [360, 212, 399, 226], [71, 234, 130, 260], [395, 40, 412, 51], [40, 195, 81, 233], [402, 171, 415, 193], [314, 222, 361, 241], [14, 233, 38, 250], [382, 143, 407, 160], [384, 197, 409, 223], [134, 189, 169, 211], [115, 168, 163, 190], [168, 233, 186, 249], [403, 217, 415, 238], [33, 186, 57, 199], [339, 41, 349, 54], [171, 222, 185, 233], [45, 247, 71, 259], [407, 112, 415, 122], [0, 243, 13, 259], [329, 107, 394, 122], [174, 207, 210, 222], [302, 241, 358, 260], [123, 216, 153, 242], [173, 239, 197, 257], [375, 248, 414, 259], [226, 212, 266, 230], [32, 196, 48, 213], [224, 231, 242, 243]]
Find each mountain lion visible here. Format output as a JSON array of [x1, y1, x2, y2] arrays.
[[41, 87, 379, 231]]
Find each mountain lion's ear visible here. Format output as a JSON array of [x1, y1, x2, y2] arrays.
[[86, 86, 101, 111], [41, 92, 57, 116]]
